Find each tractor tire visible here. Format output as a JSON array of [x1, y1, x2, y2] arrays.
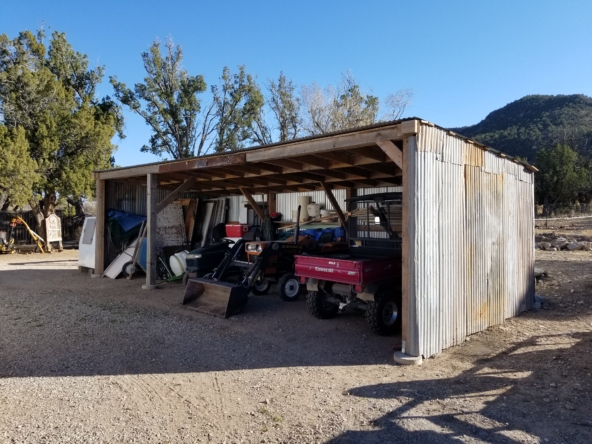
[[365, 290, 401, 336], [251, 277, 271, 295], [278, 273, 301, 302], [306, 291, 339, 319]]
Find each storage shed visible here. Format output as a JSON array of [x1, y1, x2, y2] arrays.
[[93, 118, 536, 359]]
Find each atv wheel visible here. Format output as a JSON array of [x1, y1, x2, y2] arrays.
[[278, 273, 301, 302], [306, 291, 339, 319], [122, 261, 136, 278], [251, 277, 271, 295], [365, 290, 401, 336]]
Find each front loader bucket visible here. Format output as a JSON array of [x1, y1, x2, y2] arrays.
[[182, 278, 249, 318]]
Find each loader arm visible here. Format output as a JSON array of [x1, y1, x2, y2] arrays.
[[15, 216, 46, 253]]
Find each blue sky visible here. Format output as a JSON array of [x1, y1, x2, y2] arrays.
[[2, 0, 591, 166]]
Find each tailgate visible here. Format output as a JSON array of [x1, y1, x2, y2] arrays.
[[294, 255, 363, 285]]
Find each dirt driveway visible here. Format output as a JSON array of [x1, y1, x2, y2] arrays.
[[0, 243, 591, 443]]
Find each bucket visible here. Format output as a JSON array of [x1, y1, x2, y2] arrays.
[[169, 250, 188, 276], [297, 196, 311, 222], [293, 209, 308, 223], [307, 203, 321, 218], [183, 278, 250, 318]]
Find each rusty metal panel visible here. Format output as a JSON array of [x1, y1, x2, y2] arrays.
[[156, 203, 186, 247], [463, 143, 485, 167], [417, 124, 444, 156]]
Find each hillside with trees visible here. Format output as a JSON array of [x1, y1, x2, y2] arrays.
[[450, 94, 592, 162], [451, 95, 592, 214]]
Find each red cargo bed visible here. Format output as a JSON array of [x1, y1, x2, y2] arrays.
[[294, 254, 401, 286]]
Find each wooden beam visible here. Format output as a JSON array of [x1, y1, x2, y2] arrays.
[[267, 193, 277, 214], [93, 179, 106, 275], [155, 178, 196, 213], [376, 140, 403, 169], [95, 165, 159, 180], [262, 158, 304, 170], [240, 187, 266, 220], [292, 155, 329, 169], [348, 146, 387, 162], [254, 162, 284, 174], [246, 126, 405, 162], [314, 151, 355, 165], [319, 182, 347, 232]]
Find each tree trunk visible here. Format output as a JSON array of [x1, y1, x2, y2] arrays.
[[1, 198, 10, 211]]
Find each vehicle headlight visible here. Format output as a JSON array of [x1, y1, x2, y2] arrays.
[[246, 244, 258, 252], [187, 253, 202, 259], [257, 245, 263, 253]]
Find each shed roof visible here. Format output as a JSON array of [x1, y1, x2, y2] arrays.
[[95, 118, 536, 195]]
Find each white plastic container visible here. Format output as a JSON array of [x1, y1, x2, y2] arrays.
[[169, 250, 189, 277], [320, 209, 331, 217], [297, 196, 311, 222], [307, 203, 321, 218]]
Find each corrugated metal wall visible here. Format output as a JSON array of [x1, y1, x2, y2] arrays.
[[226, 188, 403, 223], [406, 125, 535, 358], [106, 181, 199, 216]]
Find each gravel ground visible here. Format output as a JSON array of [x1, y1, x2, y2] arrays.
[[0, 242, 591, 443]]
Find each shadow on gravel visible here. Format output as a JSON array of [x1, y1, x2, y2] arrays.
[[330, 332, 592, 443], [0, 269, 399, 378]]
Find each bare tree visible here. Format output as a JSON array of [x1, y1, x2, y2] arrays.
[[383, 88, 414, 120], [301, 71, 379, 136]]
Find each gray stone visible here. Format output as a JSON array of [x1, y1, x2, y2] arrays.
[[566, 242, 582, 251], [540, 242, 552, 250]]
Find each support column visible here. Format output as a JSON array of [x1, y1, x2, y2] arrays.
[[267, 192, 277, 215], [397, 135, 421, 363], [92, 179, 106, 277], [143, 173, 158, 290]]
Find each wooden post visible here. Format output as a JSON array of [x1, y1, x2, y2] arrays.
[[267, 192, 277, 215], [143, 173, 158, 290], [92, 179, 106, 277], [240, 187, 265, 221], [402, 136, 419, 357], [319, 182, 347, 232], [345, 187, 355, 202]]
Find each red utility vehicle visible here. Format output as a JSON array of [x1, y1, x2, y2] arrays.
[[294, 192, 403, 335]]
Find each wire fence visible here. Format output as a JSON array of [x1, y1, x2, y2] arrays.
[[0, 211, 81, 245]]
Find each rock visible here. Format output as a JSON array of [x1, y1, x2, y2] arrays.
[[552, 238, 568, 249], [540, 242, 552, 251], [534, 268, 547, 278], [566, 242, 583, 251]]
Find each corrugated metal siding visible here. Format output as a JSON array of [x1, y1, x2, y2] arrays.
[[106, 181, 199, 216], [407, 125, 535, 358], [356, 186, 402, 196]]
